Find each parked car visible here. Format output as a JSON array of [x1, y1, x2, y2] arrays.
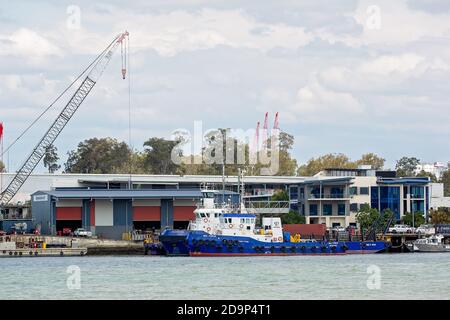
[[73, 228, 92, 237], [388, 224, 415, 233], [416, 224, 435, 235], [331, 226, 346, 233]]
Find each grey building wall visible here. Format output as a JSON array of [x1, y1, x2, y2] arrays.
[[30, 191, 53, 235], [160, 199, 174, 229]]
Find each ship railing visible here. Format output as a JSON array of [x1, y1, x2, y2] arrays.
[[245, 201, 290, 215]]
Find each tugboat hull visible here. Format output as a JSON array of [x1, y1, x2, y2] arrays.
[[183, 231, 347, 256], [344, 241, 388, 254], [158, 230, 388, 256]]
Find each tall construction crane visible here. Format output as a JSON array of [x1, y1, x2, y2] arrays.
[[0, 31, 129, 208]]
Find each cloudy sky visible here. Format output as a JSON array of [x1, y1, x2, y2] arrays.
[[0, 0, 449, 172]]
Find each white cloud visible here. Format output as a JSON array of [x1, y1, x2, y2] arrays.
[[0, 28, 62, 58], [289, 80, 364, 122], [359, 53, 424, 75], [51, 8, 313, 57], [316, 0, 450, 48]]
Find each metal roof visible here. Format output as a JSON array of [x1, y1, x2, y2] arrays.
[[74, 174, 307, 185], [299, 177, 354, 185], [377, 178, 430, 185], [33, 189, 203, 200]]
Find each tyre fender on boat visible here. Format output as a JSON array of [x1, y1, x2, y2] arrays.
[[239, 224, 244, 229]]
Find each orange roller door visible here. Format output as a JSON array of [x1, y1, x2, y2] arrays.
[[173, 206, 195, 221], [133, 206, 160, 221], [56, 207, 82, 220]]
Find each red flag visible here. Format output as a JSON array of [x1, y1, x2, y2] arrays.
[[0, 122, 3, 140]]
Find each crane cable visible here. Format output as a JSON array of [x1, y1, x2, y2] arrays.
[[126, 34, 133, 189], [0, 35, 120, 158]]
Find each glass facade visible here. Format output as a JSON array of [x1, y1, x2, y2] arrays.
[[310, 187, 320, 198], [309, 204, 318, 215], [359, 187, 369, 195], [370, 186, 378, 210], [290, 202, 299, 212], [338, 203, 346, 215], [331, 187, 344, 197], [411, 200, 424, 213], [323, 204, 332, 216], [350, 203, 358, 212], [289, 186, 298, 200]]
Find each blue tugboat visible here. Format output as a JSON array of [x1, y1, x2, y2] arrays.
[[159, 213, 387, 256], [154, 171, 388, 256]]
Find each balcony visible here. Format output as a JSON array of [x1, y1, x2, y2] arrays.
[[307, 193, 351, 200]]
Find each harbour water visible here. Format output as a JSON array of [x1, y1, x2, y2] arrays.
[[1, 253, 449, 300]]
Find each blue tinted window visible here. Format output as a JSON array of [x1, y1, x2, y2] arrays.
[[350, 203, 358, 212], [331, 187, 344, 197], [410, 186, 424, 198], [379, 186, 400, 220], [359, 187, 369, 195], [290, 202, 299, 212], [338, 203, 346, 215], [311, 187, 320, 198], [323, 204, 332, 216], [309, 204, 317, 215], [289, 186, 299, 200]]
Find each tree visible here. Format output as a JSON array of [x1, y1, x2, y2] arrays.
[[380, 209, 395, 232], [0, 160, 4, 173], [275, 132, 298, 176], [441, 164, 450, 197], [395, 157, 420, 177], [280, 210, 306, 224], [402, 212, 425, 227], [43, 145, 60, 173], [64, 137, 132, 174], [271, 189, 289, 201], [355, 204, 380, 235], [355, 153, 385, 170], [180, 129, 298, 176], [298, 153, 355, 176], [143, 137, 182, 174], [430, 207, 450, 224], [415, 170, 438, 182]]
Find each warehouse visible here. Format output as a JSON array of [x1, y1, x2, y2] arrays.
[[31, 189, 202, 239]]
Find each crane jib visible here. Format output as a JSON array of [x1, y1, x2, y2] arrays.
[[0, 77, 96, 206], [0, 31, 128, 207]]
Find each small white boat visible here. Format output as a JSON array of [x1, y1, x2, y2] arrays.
[[413, 234, 450, 252]]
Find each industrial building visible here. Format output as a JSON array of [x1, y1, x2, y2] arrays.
[[31, 189, 203, 239]]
